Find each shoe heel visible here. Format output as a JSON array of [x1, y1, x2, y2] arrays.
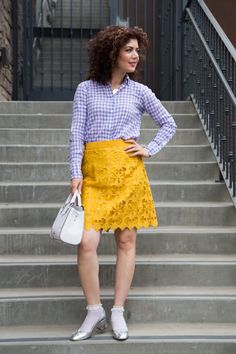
[[96, 317, 107, 331]]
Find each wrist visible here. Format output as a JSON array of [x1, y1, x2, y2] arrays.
[[143, 147, 151, 157], [71, 176, 83, 180]]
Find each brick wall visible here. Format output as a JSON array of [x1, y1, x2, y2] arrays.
[[0, 0, 13, 100], [0, 0, 23, 101]]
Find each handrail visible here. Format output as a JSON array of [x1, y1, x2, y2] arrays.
[[186, 8, 236, 108], [181, 0, 194, 21], [197, 0, 236, 61]]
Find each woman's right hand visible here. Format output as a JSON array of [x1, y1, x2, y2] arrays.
[[70, 178, 83, 194]]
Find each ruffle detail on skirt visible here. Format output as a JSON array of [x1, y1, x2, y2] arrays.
[[81, 139, 158, 232]]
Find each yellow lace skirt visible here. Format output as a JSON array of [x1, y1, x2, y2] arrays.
[[81, 139, 158, 232]]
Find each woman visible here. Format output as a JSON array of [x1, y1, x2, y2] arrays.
[[69, 25, 177, 341]]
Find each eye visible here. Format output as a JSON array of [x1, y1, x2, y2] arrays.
[[125, 48, 140, 54]]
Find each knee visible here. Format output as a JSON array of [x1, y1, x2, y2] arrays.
[[78, 229, 100, 254], [79, 239, 96, 254], [116, 229, 136, 252]]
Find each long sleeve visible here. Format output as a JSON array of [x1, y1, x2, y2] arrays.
[[69, 83, 87, 179], [141, 86, 177, 156]]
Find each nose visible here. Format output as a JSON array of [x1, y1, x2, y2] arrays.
[[132, 51, 139, 59]]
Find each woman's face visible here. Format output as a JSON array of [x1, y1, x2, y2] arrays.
[[115, 38, 139, 73]]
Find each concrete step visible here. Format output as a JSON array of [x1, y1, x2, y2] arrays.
[[3, 285, 236, 297], [1, 323, 236, 354], [0, 128, 208, 145], [0, 145, 215, 162], [0, 101, 196, 114], [1, 289, 236, 326], [0, 161, 219, 182], [0, 202, 236, 227], [1, 226, 236, 255], [0, 113, 200, 129], [1, 254, 236, 288], [0, 181, 230, 203]]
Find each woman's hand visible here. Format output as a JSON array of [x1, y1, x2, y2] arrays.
[[124, 139, 150, 157], [70, 178, 83, 194]]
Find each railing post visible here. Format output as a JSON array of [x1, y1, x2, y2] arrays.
[[23, 0, 32, 100], [12, 0, 18, 100]]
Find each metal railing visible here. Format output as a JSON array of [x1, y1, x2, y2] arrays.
[[182, 0, 236, 204]]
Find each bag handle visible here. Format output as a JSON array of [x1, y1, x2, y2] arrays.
[[70, 189, 82, 206], [64, 190, 82, 206]]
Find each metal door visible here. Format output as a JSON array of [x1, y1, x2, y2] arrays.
[[23, 0, 111, 100], [16, 0, 173, 100]]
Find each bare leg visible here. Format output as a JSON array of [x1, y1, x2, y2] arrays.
[[77, 228, 101, 305], [70, 228, 107, 341], [113, 227, 137, 306]]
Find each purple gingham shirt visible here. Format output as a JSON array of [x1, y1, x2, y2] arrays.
[[69, 75, 177, 179]]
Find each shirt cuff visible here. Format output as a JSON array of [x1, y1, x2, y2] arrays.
[[142, 147, 151, 157], [70, 167, 83, 179], [71, 175, 83, 180], [146, 141, 164, 156]]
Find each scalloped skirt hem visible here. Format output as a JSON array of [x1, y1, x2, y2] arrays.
[[83, 222, 158, 233], [81, 139, 158, 232]]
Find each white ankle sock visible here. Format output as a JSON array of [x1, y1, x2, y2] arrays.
[[79, 304, 105, 332], [86, 304, 103, 311], [111, 306, 128, 331]]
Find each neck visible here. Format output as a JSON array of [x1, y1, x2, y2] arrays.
[[110, 70, 127, 89]]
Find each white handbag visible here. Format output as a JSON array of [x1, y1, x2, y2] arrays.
[[50, 190, 84, 245]]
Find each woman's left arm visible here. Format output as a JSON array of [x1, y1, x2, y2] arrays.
[[141, 86, 177, 157]]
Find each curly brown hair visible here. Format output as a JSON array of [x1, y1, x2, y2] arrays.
[[87, 26, 148, 84]]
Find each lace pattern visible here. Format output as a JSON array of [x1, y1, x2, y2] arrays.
[[81, 139, 158, 232]]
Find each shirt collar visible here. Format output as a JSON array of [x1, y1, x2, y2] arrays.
[[102, 74, 130, 92], [109, 74, 130, 87], [124, 74, 130, 85]]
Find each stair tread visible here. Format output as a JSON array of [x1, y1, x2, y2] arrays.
[[0, 128, 203, 131], [1, 286, 236, 299], [0, 144, 211, 147], [0, 112, 198, 117], [0, 111, 193, 114], [1, 254, 236, 264], [0, 202, 234, 208], [0, 161, 217, 165], [0, 226, 236, 234], [0, 180, 225, 186], [1, 323, 236, 341]]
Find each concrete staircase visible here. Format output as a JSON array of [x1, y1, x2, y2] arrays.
[[0, 101, 236, 353]]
